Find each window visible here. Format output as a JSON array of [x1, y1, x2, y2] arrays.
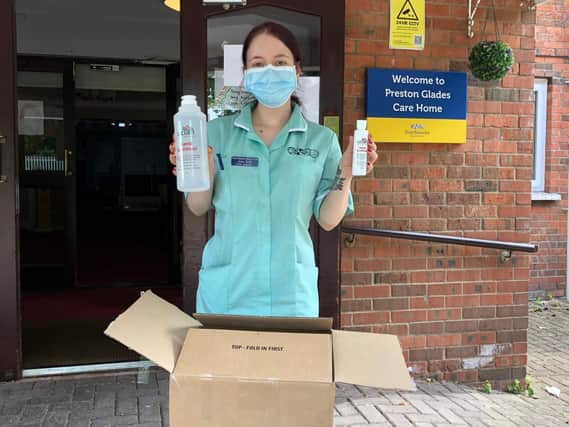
[[532, 79, 547, 193]]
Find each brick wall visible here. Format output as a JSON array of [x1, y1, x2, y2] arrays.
[[342, 0, 535, 388], [531, 0, 569, 298]]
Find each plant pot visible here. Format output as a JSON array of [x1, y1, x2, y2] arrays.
[[468, 40, 514, 81]]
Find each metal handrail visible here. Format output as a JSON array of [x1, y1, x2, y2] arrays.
[[341, 226, 538, 253]]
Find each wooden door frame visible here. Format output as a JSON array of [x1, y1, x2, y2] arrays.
[[180, 0, 345, 326], [0, 0, 21, 380]]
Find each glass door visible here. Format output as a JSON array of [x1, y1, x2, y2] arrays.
[[17, 62, 77, 289]]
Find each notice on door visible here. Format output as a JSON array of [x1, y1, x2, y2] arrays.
[[389, 0, 425, 50]]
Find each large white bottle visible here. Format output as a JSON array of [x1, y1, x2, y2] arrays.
[[174, 95, 210, 192], [352, 120, 368, 176]]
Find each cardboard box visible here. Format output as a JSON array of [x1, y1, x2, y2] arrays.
[[105, 290, 414, 427]]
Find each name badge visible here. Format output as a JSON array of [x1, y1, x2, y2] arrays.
[[231, 156, 259, 167]]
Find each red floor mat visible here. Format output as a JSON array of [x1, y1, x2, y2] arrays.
[[21, 286, 183, 322]]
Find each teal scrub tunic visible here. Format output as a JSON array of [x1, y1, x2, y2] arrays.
[[191, 103, 354, 317]]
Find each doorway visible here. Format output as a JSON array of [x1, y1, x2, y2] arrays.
[[15, 0, 182, 370], [0, 0, 345, 378]]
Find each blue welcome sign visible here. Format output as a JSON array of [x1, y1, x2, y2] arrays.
[[366, 68, 468, 143]]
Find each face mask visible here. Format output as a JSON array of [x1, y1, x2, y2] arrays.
[[244, 65, 297, 109]]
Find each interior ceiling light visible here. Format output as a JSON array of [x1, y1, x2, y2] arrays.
[[163, 0, 246, 12], [163, 0, 179, 11]]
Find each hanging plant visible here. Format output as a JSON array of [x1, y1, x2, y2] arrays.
[[469, 40, 514, 81], [468, 0, 514, 81]]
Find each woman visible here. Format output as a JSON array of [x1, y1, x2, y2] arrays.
[[169, 21, 378, 317]]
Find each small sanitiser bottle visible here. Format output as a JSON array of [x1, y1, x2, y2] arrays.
[[352, 120, 368, 176], [174, 95, 210, 192]]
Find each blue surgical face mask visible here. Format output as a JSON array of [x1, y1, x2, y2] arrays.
[[244, 65, 297, 109]]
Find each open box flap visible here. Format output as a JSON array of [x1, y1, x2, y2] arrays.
[[104, 290, 201, 373], [193, 313, 333, 333], [332, 330, 414, 391]]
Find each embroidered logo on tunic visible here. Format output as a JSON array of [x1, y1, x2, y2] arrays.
[[287, 147, 319, 158]]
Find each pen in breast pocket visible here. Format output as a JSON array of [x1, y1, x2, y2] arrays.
[[216, 153, 225, 170]]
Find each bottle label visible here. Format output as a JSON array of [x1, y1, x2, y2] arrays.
[[177, 120, 202, 171], [352, 135, 368, 175], [181, 124, 195, 137]]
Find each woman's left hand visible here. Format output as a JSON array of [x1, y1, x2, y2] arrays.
[[340, 133, 378, 178]]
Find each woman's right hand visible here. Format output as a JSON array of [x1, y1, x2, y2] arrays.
[[169, 134, 214, 177]]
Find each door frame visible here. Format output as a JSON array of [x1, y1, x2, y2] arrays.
[[180, 0, 346, 326], [0, 0, 21, 380]]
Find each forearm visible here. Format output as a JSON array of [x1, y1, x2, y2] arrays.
[[317, 167, 352, 231], [185, 188, 213, 216], [185, 165, 215, 216]]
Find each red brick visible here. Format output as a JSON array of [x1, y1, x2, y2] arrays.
[[393, 206, 428, 218], [512, 342, 528, 354], [428, 308, 462, 321], [392, 258, 427, 270], [345, 39, 356, 54], [357, 40, 389, 55], [349, 0, 376, 11], [410, 296, 445, 309], [411, 167, 446, 179], [345, 54, 375, 68], [497, 281, 527, 293], [391, 152, 430, 165], [481, 269, 514, 281], [480, 293, 514, 306], [342, 299, 372, 312], [391, 310, 427, 323], [341, 286, 354, 299], [354, 258, 391, 271], [430, 180, 463, 192], [353, 311, 389, 325], [495, 356, 513, 367], [427, 334, 462, 347], [468, 101, 501, 113], [399, 335, 427, 349], [353, 285, 390, 298], [391, 284, 427, 297], [484, 193, 516, 205], [411, 271, 446, 283], [355, 179, 382, 193], [428, 283, 462, 295], [462, 332, 497, 345], [372, 298, 409, 311], [374, 245, 412, 258], [446, 295, 481, 307], [463, 282, 497, 294], [373, 324, 409, 335], [447, 270, 482, 282]]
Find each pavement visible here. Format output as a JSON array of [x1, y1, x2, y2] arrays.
[[1, 298, 569, 426]]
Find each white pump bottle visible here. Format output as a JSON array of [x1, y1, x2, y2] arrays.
[[352, 120, 368, 176], [173, 95, 209, 192]]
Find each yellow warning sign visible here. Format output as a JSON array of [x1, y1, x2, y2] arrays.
[[389, 0, 425, 50], [397, 0, 419, 21]]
